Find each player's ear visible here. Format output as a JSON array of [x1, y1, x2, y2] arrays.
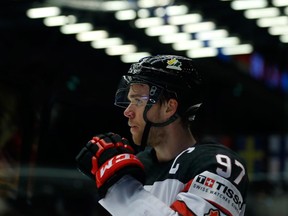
[[166, 98, 178, 116]]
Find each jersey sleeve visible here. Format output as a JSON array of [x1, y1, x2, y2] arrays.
[[99, 175, 181, 216], [99, 174, 243, 216], [171, 171, 246, 216]]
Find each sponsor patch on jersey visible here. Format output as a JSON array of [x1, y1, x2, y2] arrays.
[[204, 209, 220, 216], [190, 171, 243, 216]]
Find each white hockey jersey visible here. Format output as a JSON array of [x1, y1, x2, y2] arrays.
[[100, 142, 249, 216]]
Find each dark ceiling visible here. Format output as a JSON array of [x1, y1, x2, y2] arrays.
[[1, 0, 287, 166]]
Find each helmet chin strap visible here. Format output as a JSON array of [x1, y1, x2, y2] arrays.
[[139, 104, 179, 150]]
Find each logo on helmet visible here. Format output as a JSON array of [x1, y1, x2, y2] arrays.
[[129, 63, 141, 74], [166, 58, 182, 71]]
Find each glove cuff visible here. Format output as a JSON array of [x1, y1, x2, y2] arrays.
[[96, 153, 145, 198]]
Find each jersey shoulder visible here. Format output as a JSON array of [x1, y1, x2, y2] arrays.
[[180, 141, 248, 194], [192, 141, 244, 162], [180, 140, 247, 176]]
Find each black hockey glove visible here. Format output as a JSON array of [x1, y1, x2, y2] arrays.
[[75, 132, 145, 198]]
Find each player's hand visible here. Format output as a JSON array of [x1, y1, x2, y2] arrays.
[[75, 132, 145, 198]]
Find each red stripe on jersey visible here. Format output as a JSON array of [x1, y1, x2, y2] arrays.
[[182, 179, 193, 192], [171, 200, 196, 216], [169, 179, 195, 215], [208, 200, 233, 216]]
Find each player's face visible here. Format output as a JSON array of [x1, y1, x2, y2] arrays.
[[123, 83, 149, 145], [123, 83, 168, 146]]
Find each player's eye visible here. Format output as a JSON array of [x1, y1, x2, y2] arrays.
[[130, 96, 148, 107]]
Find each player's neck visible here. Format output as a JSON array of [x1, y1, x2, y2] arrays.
[[153, 124, 196, 162]]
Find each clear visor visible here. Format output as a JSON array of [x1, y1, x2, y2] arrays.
[[114, 76, 163, 108]]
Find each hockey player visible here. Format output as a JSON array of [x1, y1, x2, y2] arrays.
[[76, 55, 249, 216]]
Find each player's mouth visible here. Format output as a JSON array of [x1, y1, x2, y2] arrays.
[[130, 125, 138, 133], [128, 121, 140, 133]]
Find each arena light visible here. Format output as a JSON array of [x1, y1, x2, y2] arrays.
[[60, 23, 93, 34], [172, 40, 203, 51], [231, 0, 268, 10], [137, 0, 174, 8], [26, 6, 61, 18], [43, 15, 77, 27], [137, 9, 150, 18], [226, 0, 288, 43], [137, 0, 158, 8], [76, 30, 109, 42], [257, 16, 288, 28], [115, 10, 137, 21], [105, 44, 137, 56], [272, 0, 288, 7], [130, 2, 253, 58], [182, 22, 215, 33], [244, 7, 280, 19], [195, 29, 229, 40], [186, 47, 218, 58], [167, 13, 202, 25], [91, 37, 123, 49], [120, 52, 151, 63], [154, 7, 167, 17], [208, 37, 240, 48], [101, 1, 132, 11], [285, 7, 288, 15], [268, 25, 288, 35], [25, 3, 148, 64], [134, 17, 164, 28], [166, 5, 189, 16], [222, 44, 254, 55], [145, 25, 178, 36], [280, 34, 288, 42], [27, 0, 255, 64], [159, 32, 191, 44]]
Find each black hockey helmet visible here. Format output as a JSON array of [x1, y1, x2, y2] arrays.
[[114, 54, 203, 121]]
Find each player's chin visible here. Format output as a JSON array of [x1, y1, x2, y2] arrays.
[[130, 127, 143, 145], [131, 134, 141, 146], [131, 137, 141, 146]]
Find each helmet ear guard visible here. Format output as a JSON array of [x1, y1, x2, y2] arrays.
[[183, 103, 202, 122]]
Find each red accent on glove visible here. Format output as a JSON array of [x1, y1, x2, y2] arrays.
[[91, 136, 115, 158], [95, 153, 144, 188], [91, 156, 98, 176]]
